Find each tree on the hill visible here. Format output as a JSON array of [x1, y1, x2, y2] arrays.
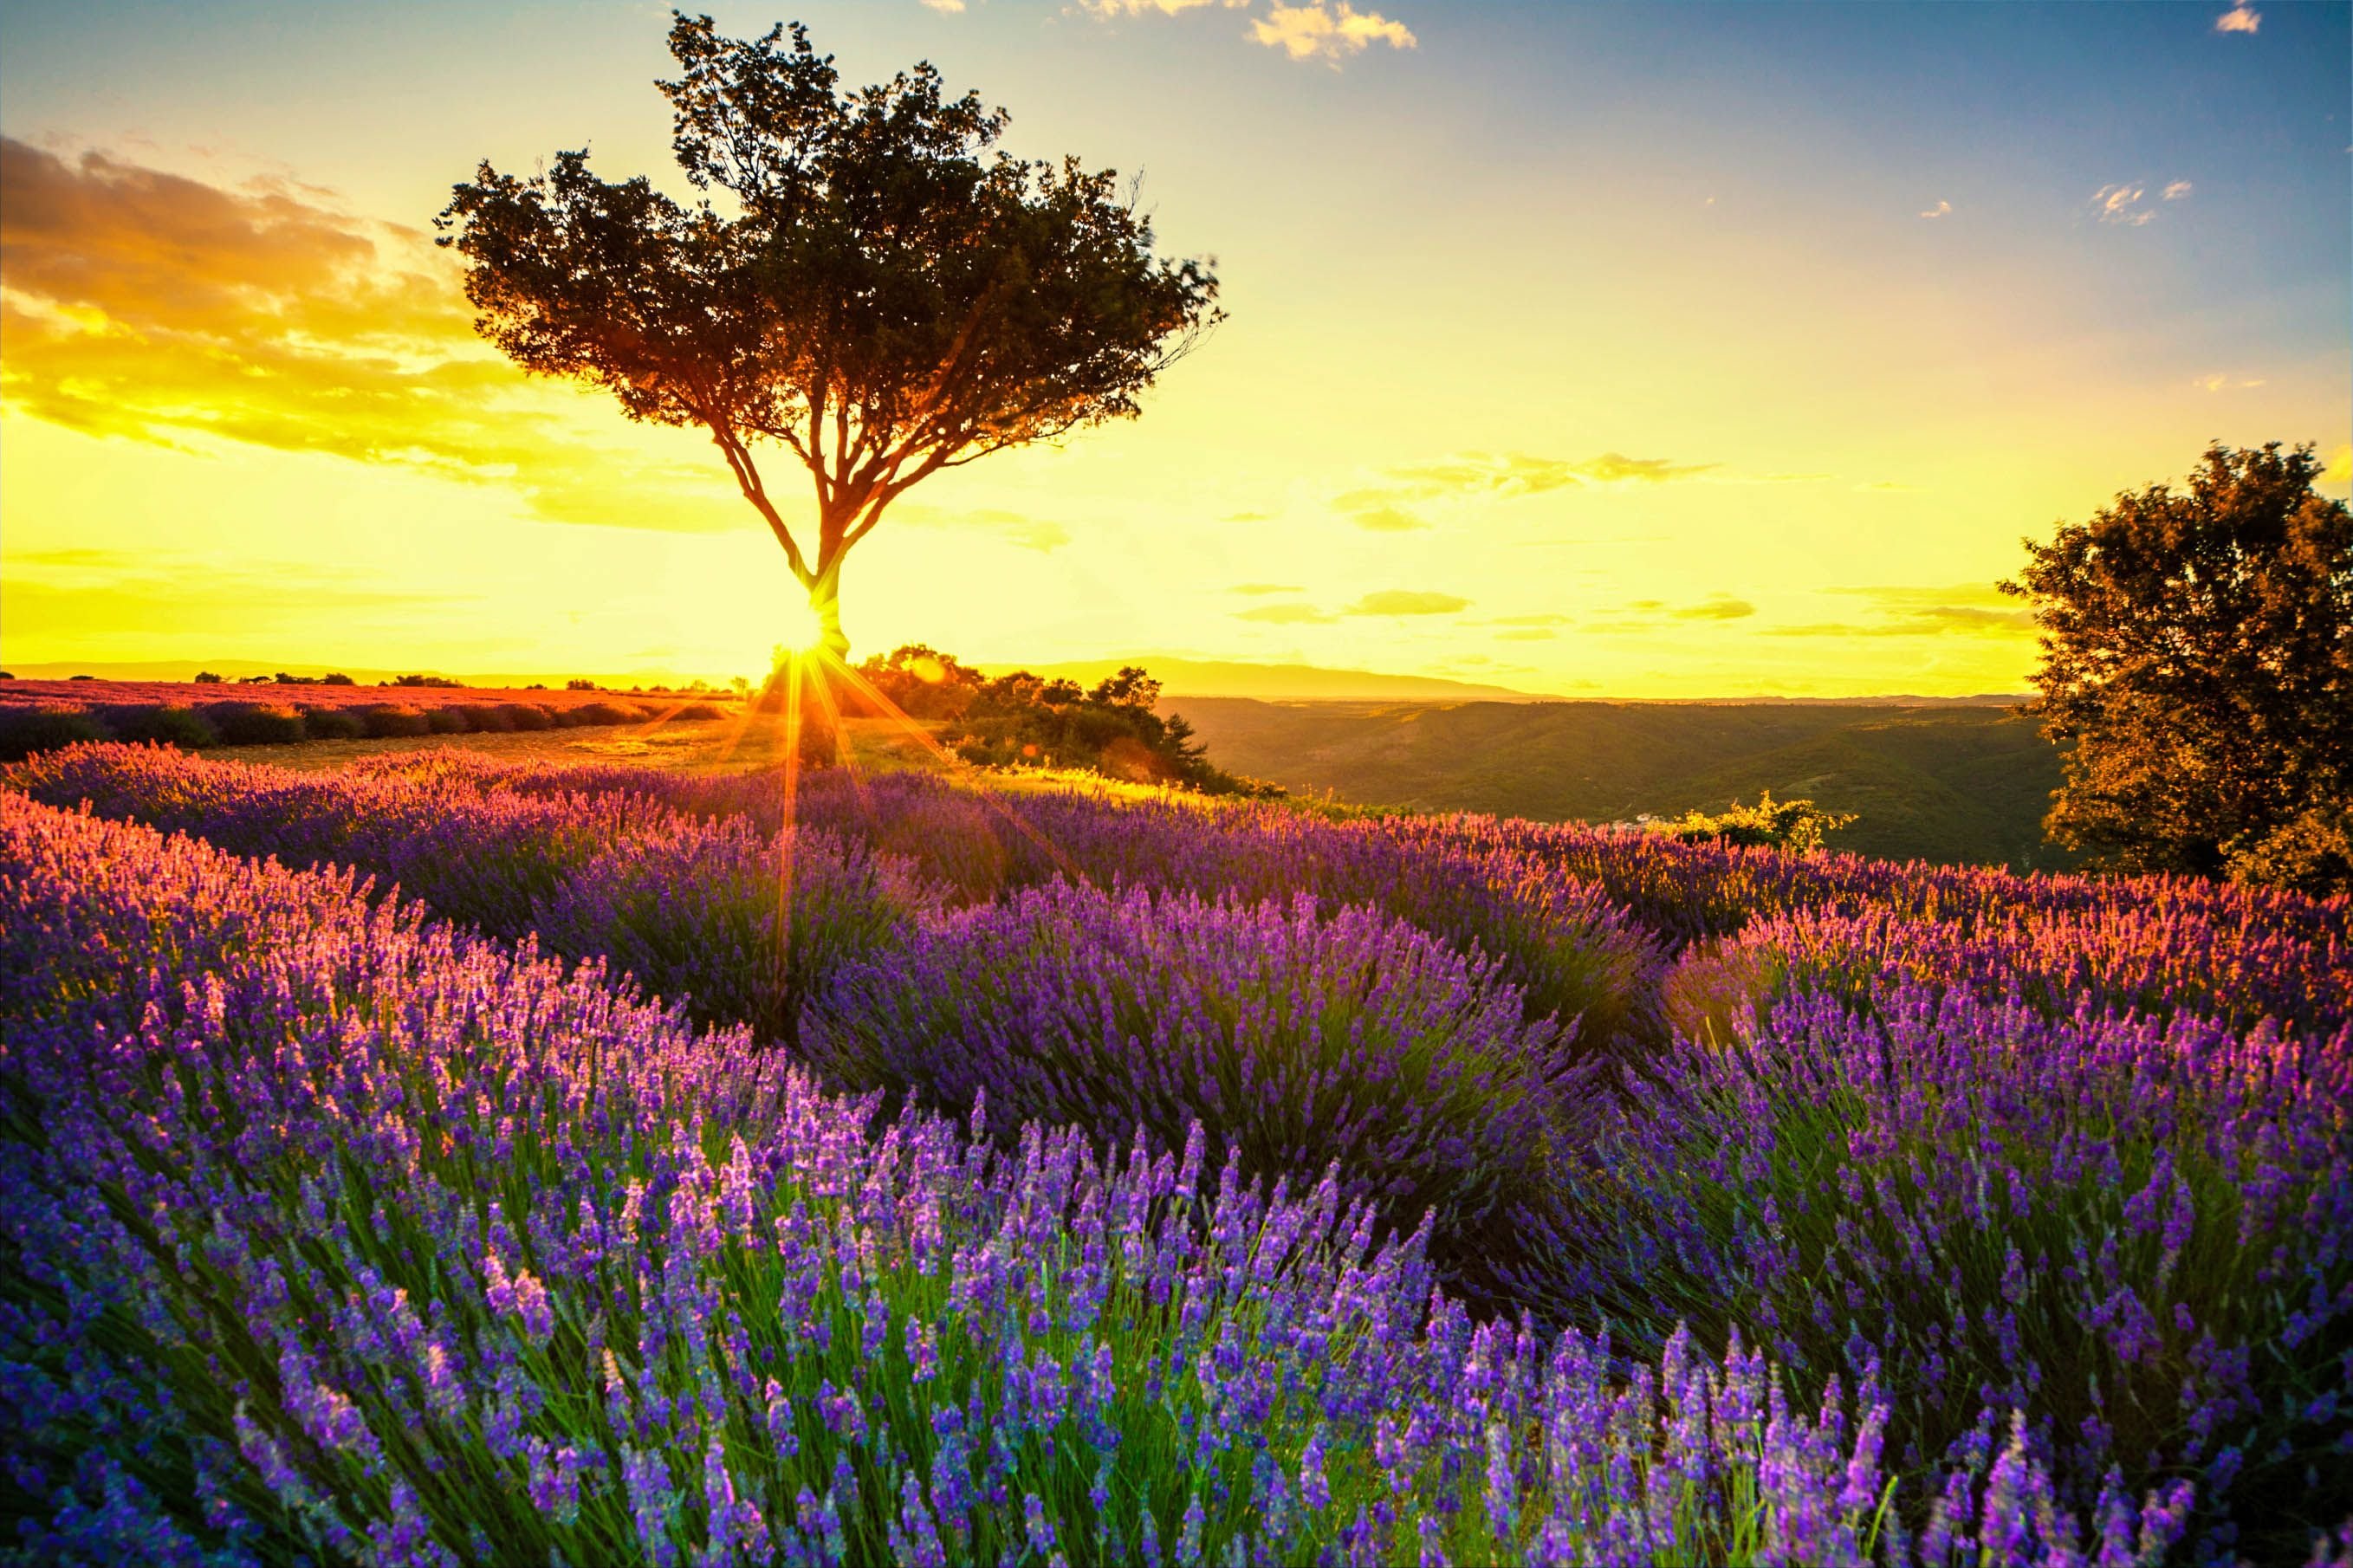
[[438, 14, 1221, 659], [2001, 441, 2351, 894]]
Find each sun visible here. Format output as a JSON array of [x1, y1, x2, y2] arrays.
[[774, 596, 826, 658]]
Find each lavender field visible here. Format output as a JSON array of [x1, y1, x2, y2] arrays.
[[3, 743, 2348, 1565]]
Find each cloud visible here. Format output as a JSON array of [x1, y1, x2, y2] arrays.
[[2214, 4, 2259, 32], [2090, 182, 2168, 226], [1344, 503, 1429, 532], [0, 137, 750, 534], [1345, 589, 1469, 616], [1919, 199, 1952, 219], [1495, 628, 1556, 642], [2192, 373, 2265, 392], [1674, 595, 1756, 620], [1349, 450, 1719, 518], [1236, 601, 1338, 624], [1488, 612, 1572, 626], [2324, 445, 2352, 486], [921, 0, 966, 10], [1769, 582, 2034, 638], [1221, 509, 1274, 522], [1251, 2, 1416, 62], [2162, 180, 2193, 201], [1230, 582, 1306, 595]]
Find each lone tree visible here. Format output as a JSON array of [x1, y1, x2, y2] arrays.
[[2002, 441, 2351, 894], [438, 14, 1220, 658]]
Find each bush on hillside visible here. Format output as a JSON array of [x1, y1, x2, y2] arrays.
[[494, 702, 555, 731], [0, 706, 108, 761], [99, 704, 221, 749], [563, 700, 649, 727], [354, 705, 432, 739], [1647, 790, 1856, 853], [424, 706, 469, 734], [198, 702, 307, 746], [298, 706, 367, 740]]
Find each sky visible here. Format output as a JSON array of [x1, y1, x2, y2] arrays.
[[2, 0, 2346, 696]]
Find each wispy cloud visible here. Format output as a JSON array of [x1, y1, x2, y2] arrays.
[[920, 0, 967, 12], [2214, 4, 2259, 33], [1768, 583, 2034, 639], [1346, 589, 1469, 616], [1251, 2, 1416, 63], [1341, 503, 1429, 532], [1235, 600, 1338, 624], [1230, 582, 1306, 595], [2090, 181, 2188, 227], [1221, 509, 1275, 522], [1919, 199, 1952, 219], [2192, 373, 2265, 392]]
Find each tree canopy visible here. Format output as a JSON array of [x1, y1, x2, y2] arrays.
[[437, 13, 1221, 654], [2002, 441, 2351, 894]]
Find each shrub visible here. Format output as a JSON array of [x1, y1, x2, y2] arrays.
[[297, 705, 367, 740], [354, 704, 432, 738], [191, 671, 224, 684], [561, 699, 649, 727], [566, 677, 598, 690], [1648, 790, 1857, 853], [97, 704, 222, 749], [451, 703, 511, 732], [424, 706, 469, 734], [0, 705, 108, 761], [198, 702, 308, 746], [496, 702, 555, 731], [674, 700, 725, 721], [815, 883, 1585, 1260]]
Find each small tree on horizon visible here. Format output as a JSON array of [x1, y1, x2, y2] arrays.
[[2002, 441, 2351, 894], [438, 13, 1222, 659]]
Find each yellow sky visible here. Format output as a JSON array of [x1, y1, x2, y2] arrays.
[[2, 2, 2345, 696]]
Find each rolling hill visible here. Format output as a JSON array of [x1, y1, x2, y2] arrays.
[[1165, 697, 2074, 871]]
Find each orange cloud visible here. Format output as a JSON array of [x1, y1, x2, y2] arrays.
[[0, 138, 742, 532]]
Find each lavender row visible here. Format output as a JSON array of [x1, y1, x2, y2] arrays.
[[1529, 978, 2353, 1559], [413, 753, 2350, 1039], [0, 794, 2192, 1566], [5, 746, 1601, 1271]]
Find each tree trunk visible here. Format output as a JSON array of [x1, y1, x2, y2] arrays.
[[808, 563, 851, 661]]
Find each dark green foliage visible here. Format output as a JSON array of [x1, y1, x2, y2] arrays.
[[319, 672, 356, 685], [563, 700, 650, 728], [437, 14, 1219, 657], [673, 701, 725, 721], [354, 705, 433, 739], [201, 703, 307, 745], [567, 678, 599, 690], [192, 671, 224, 684], [2005, 441, 2351, 893], [425, 708, 470, 735], [0, 707, 107, 761], [389, 673, 463, 688], [100, 705, 222, 748], [297, 707, 368, 740], [452, 703, 511, 733], [495, 703, 556, 732]]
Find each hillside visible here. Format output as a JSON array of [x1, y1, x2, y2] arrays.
[[1165, 697, 2073, 870]]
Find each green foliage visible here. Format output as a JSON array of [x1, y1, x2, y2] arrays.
[[200, 702, 308, 746], [191, 671, 224, 684], [100, 704, 222, 749], [436, 15, 1220, 657], [390, 672, 464, 689], [0, 707, 107, 761], [298, 706, 369, 740], [1647, 790, 1856, 853], [355, 704, 434, 739], [2005, 440, 2351, 892]]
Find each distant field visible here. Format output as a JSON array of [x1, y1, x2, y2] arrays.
[[1165, 697, 2073, 869]]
